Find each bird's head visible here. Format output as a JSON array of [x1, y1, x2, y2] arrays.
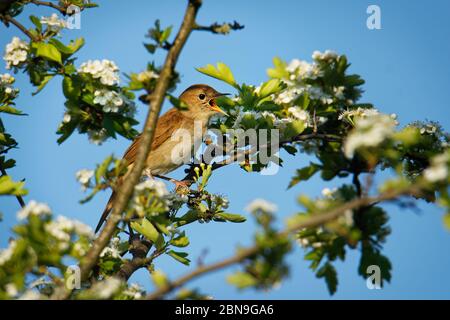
[[179, 84, 229, 118]]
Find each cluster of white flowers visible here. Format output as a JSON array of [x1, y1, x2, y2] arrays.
[[3, 37, 28, 69], [100, 237, 121, 259], [40, 13, 67, 33], [17, 200, 51, 221], [420, 124, 437, 135], [135, 179, 169, 197], [122, 283, 144, 299], [286, 59, 323, 80], [137, 70, 159, 82], [245, 198, 278, 213], [338, 209, 354, 227], [339, 107, 380, 123], [87, 128, 108, 145], [0, 240, 17, 266], [312, 50, 339, 62], [76, 169, 94, 191], [0, 73, 18, 97], [321, 187, 337, 198], [93, 89, 124, 112], [78, 59, 120, 86], [343, 114, 398, 158], [90, 277, 123, 299], [423, 152, 449, 183], [45, 215, 94, 250], [288, 107, 311, 125], [274, 84, 334, 106]]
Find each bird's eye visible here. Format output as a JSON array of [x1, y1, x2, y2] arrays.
[[198, 93, 206, 100]]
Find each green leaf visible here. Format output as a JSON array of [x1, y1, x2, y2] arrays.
[[215, 212, 247, 223], [169, 234, 190, 247], [288, 163, 320, 189], [29, 15, 42, 31], [444, 213, 450, 231], [151, 270, 168, 288], [95, 155, 113, 184], [283, 120, 306, 140], [258, 79, 282, 99], [62, 76, 81, 100], [227, 272, 257, 289], [160, 26, 173, 43], [33, 42, 62, 64], [267, 57, 289, 79], [0, 105, 25, 115], [196, 62, 237, 87], [317, 262, 338, 295], [0, 175, 27, 196], [66, 37, 85, 54], [167, 250, 190, 265], [32, 75, 54, 95], [130, 218, 162, 244]]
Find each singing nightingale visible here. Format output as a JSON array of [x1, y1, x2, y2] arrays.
[[95, 84, 228, 232]]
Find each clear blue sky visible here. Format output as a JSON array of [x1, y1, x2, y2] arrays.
[[1, 0, 450, 299]]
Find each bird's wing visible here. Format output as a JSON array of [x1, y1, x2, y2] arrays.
[[123, 108, 185, 165]]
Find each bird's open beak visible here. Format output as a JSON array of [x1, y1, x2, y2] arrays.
[[209, 92, 230, 116]]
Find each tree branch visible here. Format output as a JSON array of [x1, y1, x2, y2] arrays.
[[193, 20, 244, 35], [146, 185, 420, 299], [50, 0, 203, 300], [1, 14, 39, 41]]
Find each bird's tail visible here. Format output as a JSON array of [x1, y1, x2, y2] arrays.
[[95, 191, 116, 233]]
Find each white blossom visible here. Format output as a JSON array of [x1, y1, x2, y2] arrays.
[[88, 128, 108, 145], [122, 283, 144, 299], [343, 114, 397, 158], [40, 13, 67, 32], [91, 277, 123, 299], [333, 86, 345, 99], [321, 187, 337, 197], [245, 198, 278, 213], [93, 89, 123, 112], [312, 50, 338, 61], [135, 179, 169, 197], [0, 240, 17, 266], [17, 200, 51, 220], [137, 70, 159, 82], [288, 107, 310, 126], [63, 113, 71, 123], [3, 37, 28, 69], [45, 215, 94, 244], [78, 59, 120, 86], [100, 237, 121, 259], [76, 169, 94, 186], [5, 283, 18, 297], [423, 152, 449, 182]]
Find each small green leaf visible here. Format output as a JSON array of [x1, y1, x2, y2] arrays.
[[33, 42, 62, 64], [0, 105, 25, 115], [169, 233, 189, 247], [227, 272, 257, 289], [0, 175, 27, 196], [130, 218, 162, 244], [167, 250, 190, 265], [215, 213, 246, 223], [444, 213, 450, 231], [258, 79, 282, 99], [196, 62, 237, 87], [32, 75, 54, 95], [288, 163, 320, 189], [29, 15, 42, 31], [317, 262, 338, 295], [151, 270, 168, 288]]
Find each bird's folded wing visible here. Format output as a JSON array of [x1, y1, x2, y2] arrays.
[[123, 108, 186, 165]]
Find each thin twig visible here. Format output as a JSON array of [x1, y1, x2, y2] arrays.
[[1, 14, 39, 41], [28, 0, 69, 15], [50, 0, 203, 300], [193, 20, 244, 34], [146, 185, 420, 299]]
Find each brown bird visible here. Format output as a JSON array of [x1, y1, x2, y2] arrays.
[[95, 84, 228, 232]]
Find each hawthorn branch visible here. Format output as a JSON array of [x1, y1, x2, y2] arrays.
[[193, 20, 244, 35], [146, 185, 421, 299], [51, 0, 203, 299], [27, 0, 67, 14], [0, 14, 39, 41]]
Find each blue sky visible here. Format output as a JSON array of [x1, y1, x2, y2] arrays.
[[1, 0, 450, 299]]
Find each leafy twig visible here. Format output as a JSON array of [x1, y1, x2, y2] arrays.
[[146, 185, 421, 299]]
